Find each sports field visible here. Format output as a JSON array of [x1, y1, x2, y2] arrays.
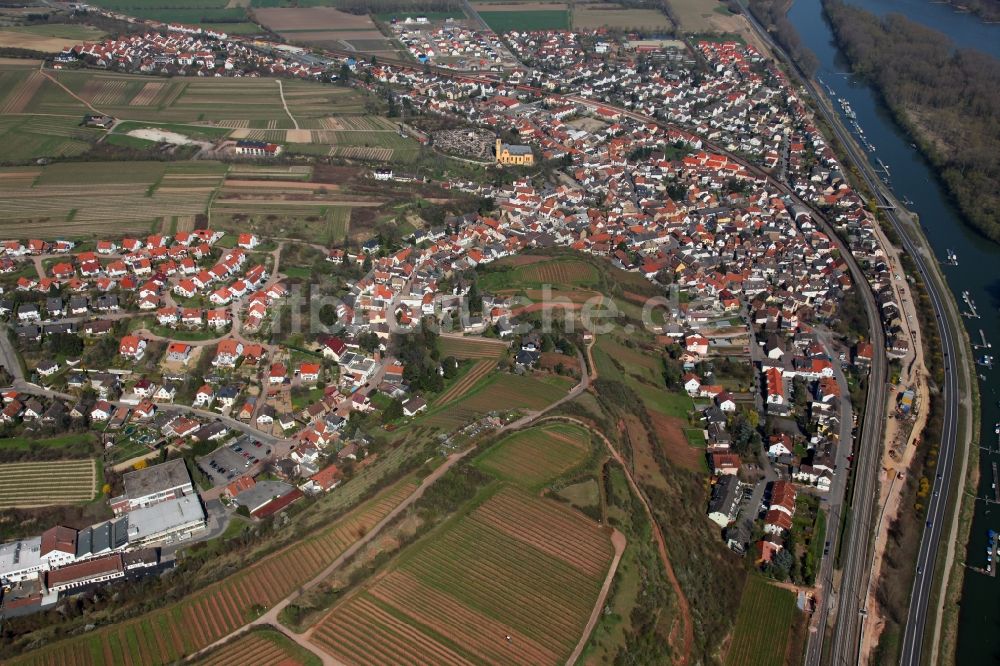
[[725, 575, 798, 666], [11, 476, 419, 666], [309, 486, 614, 665], [0, 161, 227, 237], [475, 422, 590, 489], [0, 459, 96, 508]]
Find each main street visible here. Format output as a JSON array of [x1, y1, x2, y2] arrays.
[[736, 6, 968, 665]]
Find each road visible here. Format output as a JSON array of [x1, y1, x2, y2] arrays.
[[733, 6, 967, 665]]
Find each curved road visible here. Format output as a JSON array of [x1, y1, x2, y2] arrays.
[[734, 7, 968, 665]]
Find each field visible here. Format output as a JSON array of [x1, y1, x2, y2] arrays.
[[255, 7, 397, 55], [308, 486, 614, 665], [0, 114, 103, 163], [0, 161, 227, 237], [480, 257, 600, 293], [11, 476, 419, 666], [476, 7, 570, 31], [423, 373, 573, 429], [0, 459, 96, 508], [438, 335, 507, 360], [572, 3, 673, 30], [0, 24, 106, 51], [667, 0, 746, 35], [475, 422, 590, 489], [195, 628, 321, 666], [433, 359, 496, 408], [84, 0, 262, 33], [0, 66, 367, 126], [725, 576, 798, 666], [514, 258, 597, 285]]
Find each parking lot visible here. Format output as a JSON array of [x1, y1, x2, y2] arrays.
[[197, 435, 272, 485]]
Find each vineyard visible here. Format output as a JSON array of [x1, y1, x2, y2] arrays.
[[475, 422, 590, 489], [0, 459, 96, 508], [725, 575, 798, 666], [0, 115, 101, 163], [11, 476, 419, 666], [0, 67, 367, 125], [0, 161, 226, 237], [195, 628, 321, 666], [514, 258, 598, 286], [438, 336, 508, 360], [309, 487, 613, 665], [425, 374, 573, 429], [433, 359, 495, 408]]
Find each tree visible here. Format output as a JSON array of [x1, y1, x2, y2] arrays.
[[382, 399, 403, 423], [338, 63, 351, 85], [132, 459, 148, 470], [467, 280, 482, 315]]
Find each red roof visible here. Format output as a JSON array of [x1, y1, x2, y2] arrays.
[[251, 489, 303, 518]]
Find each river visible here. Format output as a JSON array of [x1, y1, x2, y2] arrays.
[[784, 0, 1000, 662]]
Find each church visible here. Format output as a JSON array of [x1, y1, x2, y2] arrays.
[[495, 138, 534, 166]]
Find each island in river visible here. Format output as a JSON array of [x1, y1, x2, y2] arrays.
[[821, 0, 1000, 245]]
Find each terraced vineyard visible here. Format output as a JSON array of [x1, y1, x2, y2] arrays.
[[0, 459, 96, 508], [309, 487, 614, 665], [10, 476, 419, 666], [474, 422, 590, 489]]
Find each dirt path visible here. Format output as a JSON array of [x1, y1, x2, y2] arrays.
[[566, 528, 627, 666], [535, 415, 694, 666], [860, 215, 931, 663], [276, 79, 298, 130], [39, 64, 102, 115]]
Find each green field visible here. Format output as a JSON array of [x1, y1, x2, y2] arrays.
[[726, 576, 798, 666], [83, 0, 262, 32], [0, 114, 103, 163], [479, 9, 569, 31], [422, 373, 574, 429], [2, 24, 107, 40], [211, 204, 355, 245], [475, 422, 590, 489], [480, 257, 600, 292]]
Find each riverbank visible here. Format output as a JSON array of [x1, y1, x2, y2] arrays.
[[821, 0, 1000, 245]]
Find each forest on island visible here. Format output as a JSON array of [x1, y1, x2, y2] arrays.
[[823, 0, 1000, 244]]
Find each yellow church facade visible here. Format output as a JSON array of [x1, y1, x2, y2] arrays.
[[495, 138, 535, 166]]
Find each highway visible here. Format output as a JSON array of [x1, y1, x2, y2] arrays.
[[734, 6, 967, 665]]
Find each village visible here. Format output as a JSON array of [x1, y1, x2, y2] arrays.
[[0, 14, 924, 660]]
